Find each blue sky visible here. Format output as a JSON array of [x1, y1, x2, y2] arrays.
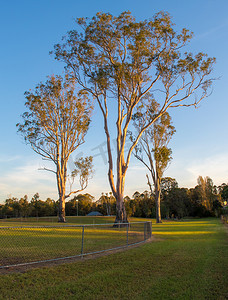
[[0, 0, 228, 203]]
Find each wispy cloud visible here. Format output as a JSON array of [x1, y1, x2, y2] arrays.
[[186, 153, 228, 185], [3, 162, 55, 184], [194, 21, 228, 40], [0, 155, 21, 163], [1, 151, 227, 204], [0, 160, 57, 202], [126, 152, 228, 192]]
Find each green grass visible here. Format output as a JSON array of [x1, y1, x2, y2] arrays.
[[0, 215, 116, 226], [0, 215, 152, 226], [0, 217, 146, 266], [0, 218, 227, 300]]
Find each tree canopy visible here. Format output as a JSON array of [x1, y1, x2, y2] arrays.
[[133, 111, 175, 222], [17, 75, 93, 222], [52, 11, 215, 223]]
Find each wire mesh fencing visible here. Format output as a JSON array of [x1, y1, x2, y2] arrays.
[[221, 214, 228, 224], [0, 221, 152, 268]]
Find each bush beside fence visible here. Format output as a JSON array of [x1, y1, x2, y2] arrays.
[[0, 221, 152, 269]]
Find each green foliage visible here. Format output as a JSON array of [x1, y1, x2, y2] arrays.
[[65, 193, 94, 216], [221, 184, 228, 201], [1, 176, 225, 220], [71, 156, 94, 191], [163, 188, 191, 219], [128, 191, 155, 218], [134, 111, 175, 176], [161, 177, 178, 193], [95, 193, 116, 215], [0, 194, 58, 219], [17, 75, 92, 154], [53, 11, 215, 107], [195, 176, 217, 211]]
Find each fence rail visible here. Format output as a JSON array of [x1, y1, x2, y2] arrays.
[[0, 221, 152, 269]]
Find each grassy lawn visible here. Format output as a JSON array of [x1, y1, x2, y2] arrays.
[[0, 218, 227, 299], [0, 216, 115, 226], [0, 217, 147, 266]]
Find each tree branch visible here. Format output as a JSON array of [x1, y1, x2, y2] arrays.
[[38, 167, 57, 174]]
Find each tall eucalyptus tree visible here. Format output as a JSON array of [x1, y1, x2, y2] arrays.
[[53, 11, 215, 223], [17, 75, 93, 222], [133, 112, 175, 223]]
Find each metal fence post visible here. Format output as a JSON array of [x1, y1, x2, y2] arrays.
[[150, 221, 152, 238], [81, 225, 85, 256], [144, 222, 146, 241], [126, 223, 129, 247]]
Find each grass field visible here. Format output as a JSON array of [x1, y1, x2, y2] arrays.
[[0, 215, 117, 225], [0, 217, 227, 300], [0, 217, 149, 267]]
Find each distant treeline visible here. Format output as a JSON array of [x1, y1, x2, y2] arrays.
[[1, 177, 228, 220]]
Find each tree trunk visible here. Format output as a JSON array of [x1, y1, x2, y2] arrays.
[[56, 159, 67, 223], [114, 193, 128, 226], [155, 181, 162, 223], [57, 172, 66, 222], [58, 195, 66, 222]]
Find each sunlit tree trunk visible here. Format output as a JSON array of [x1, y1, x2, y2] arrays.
[[56, 162, 66, 222], [147, 174, 162, 223], [115, 193, 128, 225], [155, 180, 162, 223], [114, 168, 128, 224]]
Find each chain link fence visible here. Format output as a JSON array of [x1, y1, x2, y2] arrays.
[[221, 214, 228, 224], [0, 221, 152, 268]]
